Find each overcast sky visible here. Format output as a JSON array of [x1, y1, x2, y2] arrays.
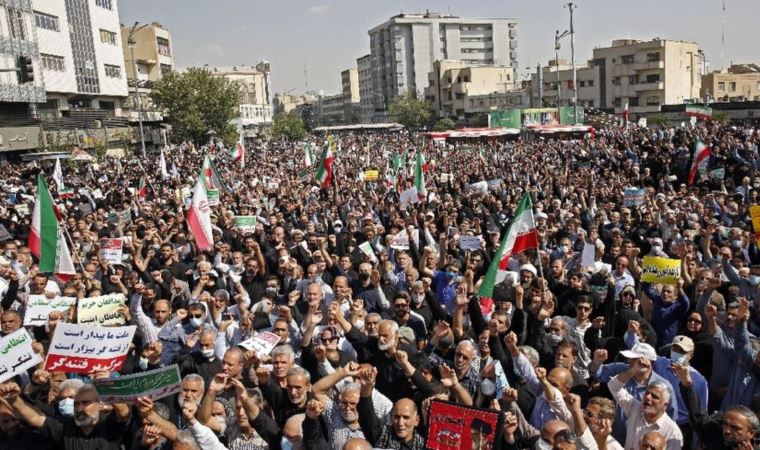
[[119, 0, 759, 95]]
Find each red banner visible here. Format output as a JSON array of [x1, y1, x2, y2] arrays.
[[45, 354, 128, 374], [426, 400, 502, 450]]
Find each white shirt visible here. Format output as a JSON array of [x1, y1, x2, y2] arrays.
[[608, 376, 683, 450]]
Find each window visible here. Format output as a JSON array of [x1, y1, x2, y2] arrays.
[[100, 29, 117, 45], [157, 37, 171, 57], [579, 81, 586, 87], [717, 82, 725, 91], [160, 64, 172, 77], [612, 77, 621, 86], [646, 52, 661, 62], [645, 74, 661, 83], [628, 75, 639, 85], [614, 98, 622, 107], [587, 80, 594, 87], [104, 64, 121, 78], [41, 54, 64, 71], [7, 8, 26, 40], [629, 97, 640, 106], [645, 95, 661, 106], [34, 11, 59, 31], [621, 55, 634, 64], [95, 0, 112, 9], [463, 75, 470, 82], [729, 82, 736, 92]]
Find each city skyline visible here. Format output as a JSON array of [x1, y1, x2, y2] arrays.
[[118, 0, 760, 96]]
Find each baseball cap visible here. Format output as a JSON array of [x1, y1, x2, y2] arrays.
[[620, 343, 657, 361], [672, 336, 695, 353], [398, 326, 415, 344]]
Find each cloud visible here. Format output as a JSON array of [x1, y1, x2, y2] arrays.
[[308, 4, 331, 15]]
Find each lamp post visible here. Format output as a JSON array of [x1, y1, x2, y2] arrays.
[[128, 22, 148, 157], [555, 29, 570, 116], [564, 2, 578, 123]]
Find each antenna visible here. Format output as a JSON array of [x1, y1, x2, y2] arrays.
[[304, 63, 308, 90], [721, 0, 726, 67]]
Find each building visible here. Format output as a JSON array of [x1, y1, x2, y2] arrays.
[[273, 93, 318, 115], [369, 12, 518, 119], [425, 60, 519, 120], [356, 54, 373, 122], [207, 63, 272, 126], [341, 68, 360, 123], [34, 0, 129, 118], [531, 60, 600, 109], [121, 22, 172, 82], [702, 64, 760, 102], [591, 38, 702, 116], [317, 93, 345, 126]]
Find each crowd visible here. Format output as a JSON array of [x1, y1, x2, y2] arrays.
[[0, 121, 759, 450]]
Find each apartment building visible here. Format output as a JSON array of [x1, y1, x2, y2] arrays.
[[532, 60, 600, 108], [341, 68, 360, 122], [356, 54, 373, 122], [369, 12, 517, 119], [121, 21, 172, 82], [207, 63, 272, 125], [702, 64, 760, 102]]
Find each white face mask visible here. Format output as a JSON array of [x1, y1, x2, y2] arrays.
[[189, 317, 203, 328], [412, 294, 425, 305], [281, 438, 295, 450], [201, 348, 215, 359], [138, 356, 149, 370]]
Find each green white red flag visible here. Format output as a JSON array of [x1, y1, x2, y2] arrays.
[[29, 174, 76, 280], [477, 194, 538, 310], [688, 138, 711, 185], [186, 178, 213, 250], [200, 154, 226, 192], [231, 130, 245, 169], [414, 151, 426, 197], [315, 137, 336, 187], [137, 176, 147, 198]]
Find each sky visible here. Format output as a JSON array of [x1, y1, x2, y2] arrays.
[[119, 0, 760, 95]]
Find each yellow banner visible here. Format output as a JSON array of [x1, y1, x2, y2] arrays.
[[750, 205, 760, 247], [364, 170, 379, 182], [641, 256, 681, 285]]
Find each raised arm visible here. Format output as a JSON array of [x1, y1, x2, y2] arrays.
[[312, 362, 361, 403], [1, 382, 46, 428]]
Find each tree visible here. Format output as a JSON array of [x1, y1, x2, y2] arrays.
[[711, 110, 730, 124], [648, 114, 670, 127], [151, 68, 241, 146], [389, 92, 432, 130], [432, 118, 455, 131], [271, 112, 307, 141]]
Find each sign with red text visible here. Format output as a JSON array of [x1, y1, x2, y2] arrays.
[[45, 323, 135, 374]]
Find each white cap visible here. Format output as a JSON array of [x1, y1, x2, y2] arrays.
[[620, 343, 657, 361]]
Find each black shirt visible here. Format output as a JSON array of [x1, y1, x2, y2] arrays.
[[39, 413, 131, 450]]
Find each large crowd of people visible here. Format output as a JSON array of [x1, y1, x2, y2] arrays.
[[0, 121, 760, 450]]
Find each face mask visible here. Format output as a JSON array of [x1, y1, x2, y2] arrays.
[[201, 348, 215, 359], [281, 438, 295, 450], [359, 272, 370, 282], [334, 225, 342, 232], [481, 378, 496, 396], [446, 271, 458, 282], [189, 317, 203, 328], [138, 356, 149, 370], [412, 294, 425, 305], [670, 350, 688, 365], [559, 245, 568, 254], [750, 275, 760, 287], [549, 332, 564, 345], [266, 286, 279, 295], [733, 239, 743, 248], [58, 398, 74, 416]]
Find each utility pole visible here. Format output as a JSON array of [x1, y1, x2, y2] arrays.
[[555, 29, 570, 115], [128, 22, 147, 157], [565, 2, 578, 124]]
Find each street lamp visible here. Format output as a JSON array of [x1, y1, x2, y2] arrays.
[[564, 2, 579, 124], [127, 22, 148, 157], [555, 30, 570, 112]]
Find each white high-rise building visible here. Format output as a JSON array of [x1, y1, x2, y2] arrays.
[[0, 1, 46, 105], [368, 12, 517, 119], [33, 0, 128, 116], [356, 54, 373, 123]]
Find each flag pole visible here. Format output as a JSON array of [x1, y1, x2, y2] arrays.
[[136, 162, 158, 197], [59, 220, 87, 273]]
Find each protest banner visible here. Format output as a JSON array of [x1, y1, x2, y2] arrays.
[[459, 236, 482, 250], [390, 230, 410, 250], [581, 243, 596, 267], [0, 329, 42, 383], [238, 332, 281, 356], [623, 187, 646, 207], [94, 365, 181, 404], [358, 242, 378, 263], [487, 178, 503, 190], [234, 216, 257, 233], [710, 168, 725, 180], [24, 295, 77, 327], [467, 181, 488, 193], [78, 294, 126, 326], [45, 323, 136, 374], [206, 189, 220, 206], [399, 187, 419, 208], [426, 400, 502, 450], [640, 256, 681, 285], [750, 206, 760, 247], [363, 170, 379, 182], [98, 238, 124, 264]]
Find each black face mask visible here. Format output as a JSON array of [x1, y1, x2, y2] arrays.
[[359, 272, 370, 282]]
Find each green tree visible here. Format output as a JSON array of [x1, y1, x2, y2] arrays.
[[271, 112, 307, 141], [711, 110, 730, 124], [389, 92, 432, 130], [432, 117, 455, 131], [648, 114, 670, 127], [151, 68, 241, 146]]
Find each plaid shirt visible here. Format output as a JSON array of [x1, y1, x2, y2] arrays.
[[458, 365, 481, 399]]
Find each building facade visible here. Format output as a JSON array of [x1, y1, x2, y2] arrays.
[[531, 60, 600, 109], [33, 0, 129, 118], [340, 68, 360, 123], [121, 22, 172, 82], [425, 60, 519, 120], [0, 1, 46, 108], [207, 63, 272, 125], [702, 64, 760, 102], [369, 12, 517, 119], [356, 54, 373, 122], [317, 93, 345, 126]]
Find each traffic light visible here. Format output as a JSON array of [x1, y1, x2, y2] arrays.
[[17, 55, 33, 83]]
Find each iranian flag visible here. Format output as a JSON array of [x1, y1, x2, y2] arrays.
[[200, 154, 226, 192], [686, 105, 712, 120], [231, 130, 245, 169], [29, 174, 76, 280], [186, 179, 214, 250], [477, 194, 538, 311], [622, 100, 629, 127], [315, 137, 336, 187], [160, 148, 169, 180], [304, 143, 314, 167], [58, 188, 75, 199], [137, 176, 147, 198], [414, 151, 426, 197], [688, 138, 712, 185]]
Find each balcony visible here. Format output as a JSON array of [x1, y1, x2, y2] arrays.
[[452, 83, 468, 95], [634, 81, 664, 91], [613, 85, 637, 98], [612, 65, 636, 77], [633, 60, 664, 71]]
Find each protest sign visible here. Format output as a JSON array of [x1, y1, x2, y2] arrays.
[[467, 181, 488, 193], [751, 205, 760, 246], [581, 243, 596, 267], [640, 256, 681, 285], [426, 400, 502, 450], [24, 295, 77, 327], [358, 242, 378, 263], [94, 365, 181, 404], [390, 230, 410, 250], [459, 236, 481, 250], [206, 189, 220, 206], [98, 238, 124, 264], [234, 216, 257, 233], [487, 178, 503, 190], [238, 332, 281, 356], [399, 187, 419, 208], [78, 294, 126, 326], [0, 329, 42, 383], [45, 323, 136, 374], [363, 170, 379, 182], [710, 168, 725, 180], [623, 187, 646, 207], [14, 204, 29, 216]]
